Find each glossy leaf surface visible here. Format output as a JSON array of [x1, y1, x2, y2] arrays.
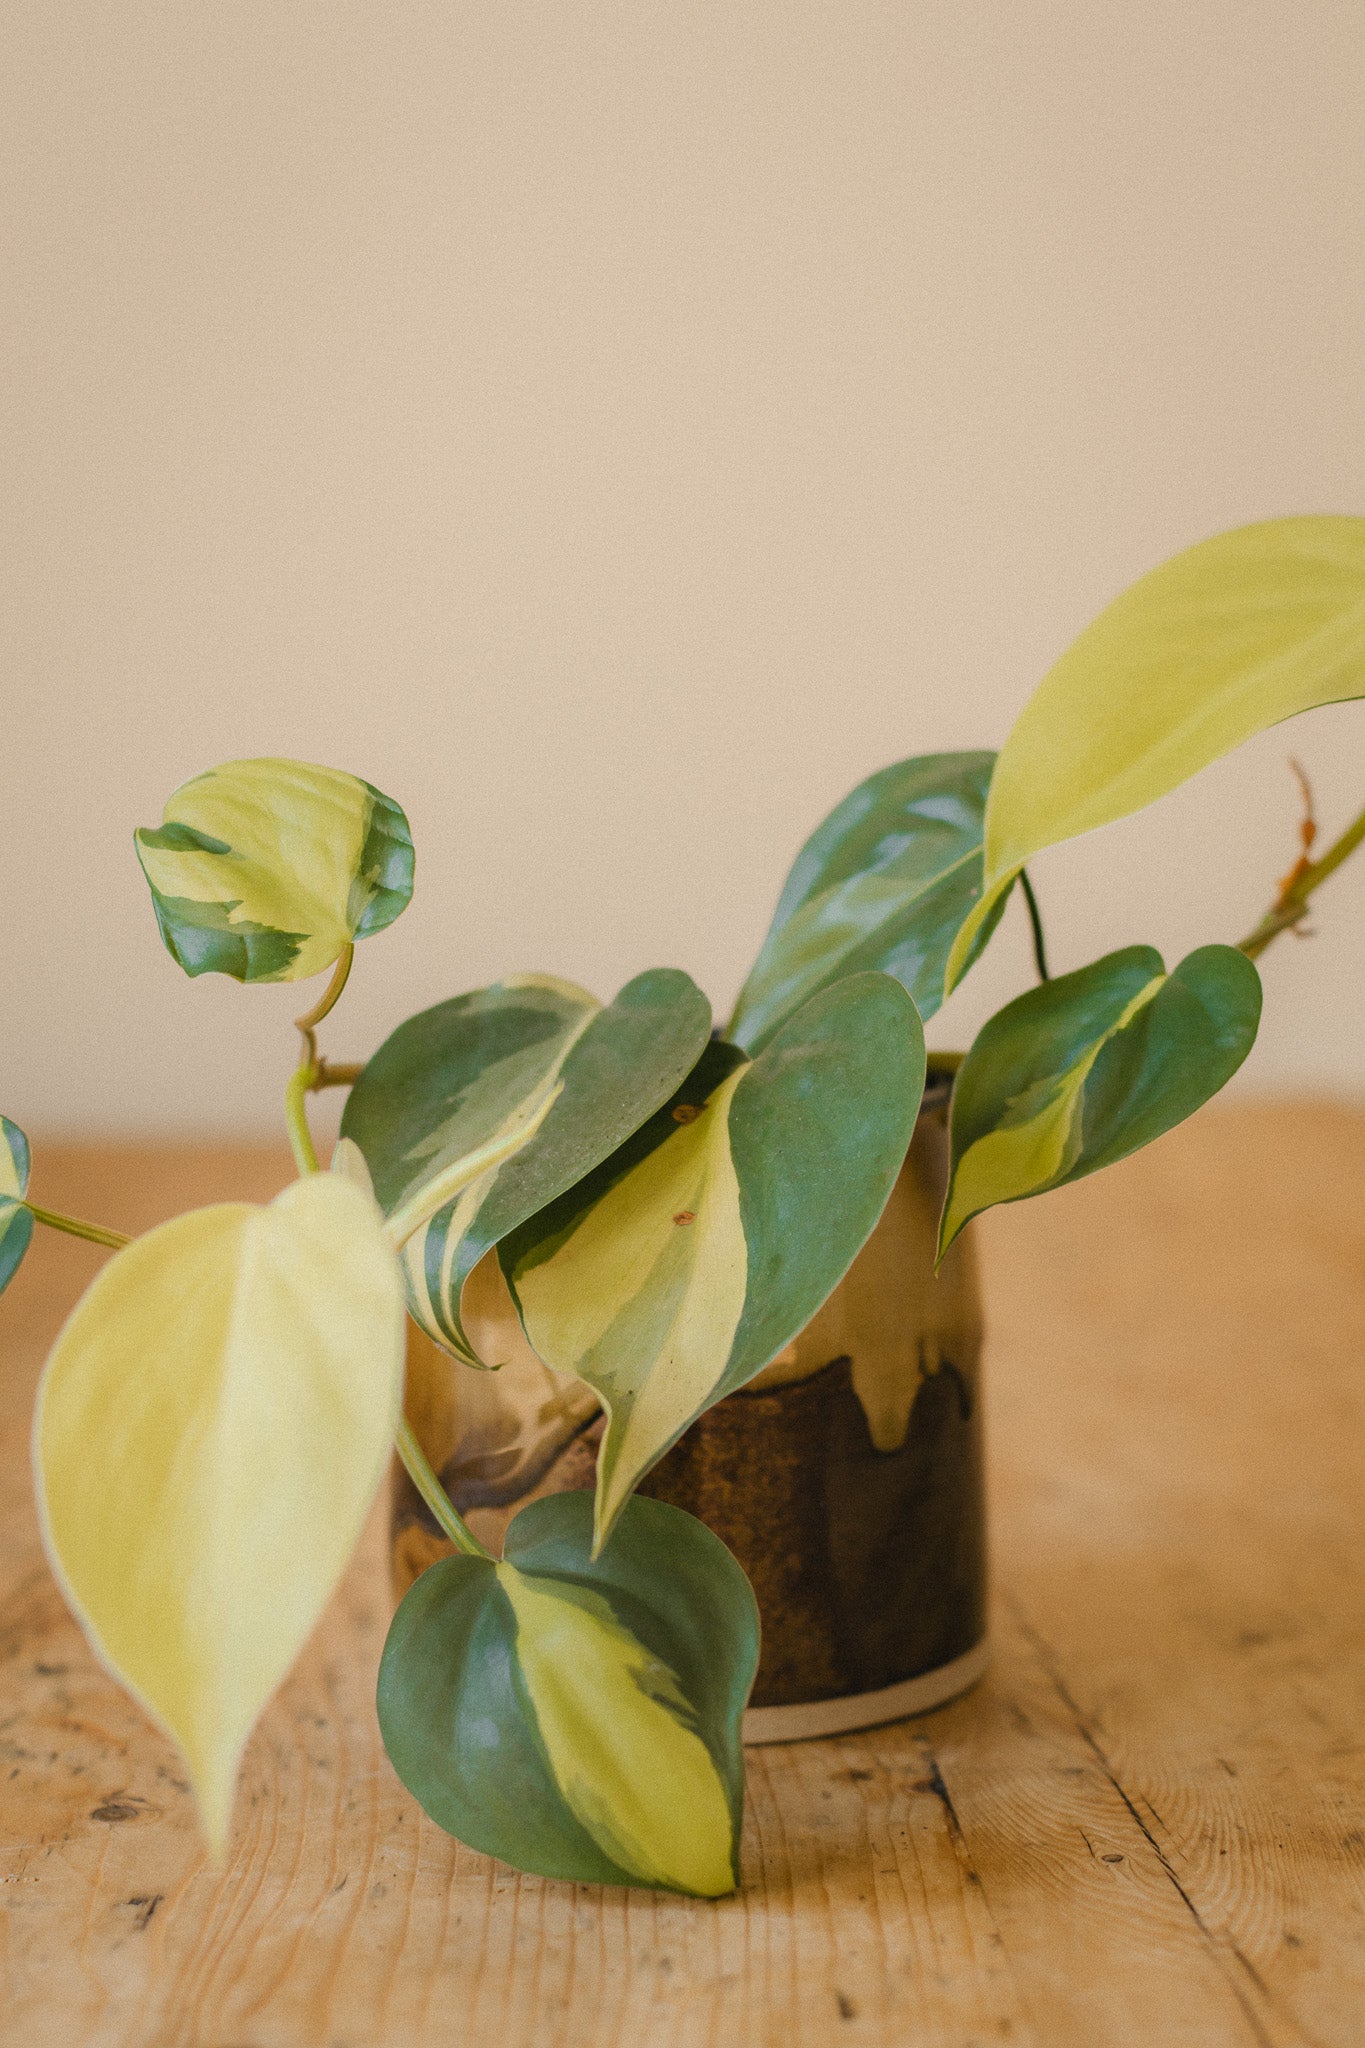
[[940, 944, 1262, 1253], [135, 757, 414, 983], [948, 517, 1365, 987], [377, 1490, 758, 1895], [0, 1116, 33, 1297], [33, 1174, 406, 1855], [343, 971, 712, 1363], [729, 752, 1005, 1051], [503, 973, 926, 1546]]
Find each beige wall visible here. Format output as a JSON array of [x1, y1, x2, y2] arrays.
[[4, 3, 1364, 1135]]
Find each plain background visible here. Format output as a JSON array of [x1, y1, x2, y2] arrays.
[[4, 2, 1364, 1135]]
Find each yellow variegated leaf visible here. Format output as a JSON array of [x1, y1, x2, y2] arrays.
[[135, 757, 414, 984], [33, 1174, 405, 1856], [343, 971, 712, 1368], [0, 1115, 34, 1298], [939, 944, 1262, 1253], [504, 976, 925, 1551], [946, 516, 1365, 990], [383, 1073, 564, 1251], [939, 966, 1164, 1248], [377, 1490, 756, 1894], [497, 1565, 735, 1895], [511, 1064, 749, 1543]]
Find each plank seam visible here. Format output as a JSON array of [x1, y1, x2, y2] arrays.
[[1006, 1597, 1284, 2048]]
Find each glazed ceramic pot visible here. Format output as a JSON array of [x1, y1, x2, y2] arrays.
[[391, 1062, 988, 1741]]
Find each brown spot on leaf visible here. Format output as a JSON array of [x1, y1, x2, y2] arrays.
[[672, 1211, 697, 1226], [671, 1105, 700, 1124]]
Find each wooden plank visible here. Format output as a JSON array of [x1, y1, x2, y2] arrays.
[[1, 1112, 1363, 2045]]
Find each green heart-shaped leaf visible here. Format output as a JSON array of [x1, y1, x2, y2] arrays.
[[729, 751, 1006, 1052], [342, 970, 713, 1363], [939, 943, 1262, 1253], [135, 757, 414, 984], [0, 1115, 33, 1297], [503, 972, 926, 1547], [376, 1490, 759, 1896], [948, 517, 1365, 989]]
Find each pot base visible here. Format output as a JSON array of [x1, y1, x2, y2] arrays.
[[741, 1636, 989, 1744]]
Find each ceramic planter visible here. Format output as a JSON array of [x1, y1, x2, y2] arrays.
[[391, 1063, 988, 1741]]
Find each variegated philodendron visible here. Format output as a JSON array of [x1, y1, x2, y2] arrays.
[[15, 512, 1365, 1897]]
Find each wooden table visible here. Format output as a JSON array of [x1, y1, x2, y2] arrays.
[[3, 1108, 1364, 2047]]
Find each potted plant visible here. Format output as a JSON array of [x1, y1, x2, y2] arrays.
[[6, 515, 1363, 1899]]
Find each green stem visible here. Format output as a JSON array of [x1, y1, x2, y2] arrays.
[[285, 1061, 321, 1176], [26, 1204, 131, 1251], [394, 1415, 490, 1559], [294, 944, 353, 1037], [1238, 798, 1365, 961], [1019, 868, 1050, 982]]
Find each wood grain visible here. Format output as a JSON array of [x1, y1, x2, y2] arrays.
[[3, 1109, 1365, 2046]]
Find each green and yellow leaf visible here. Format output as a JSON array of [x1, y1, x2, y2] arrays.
[[729, 752, 1008, 1051], [503, 973, 926, 1548], [135, 757, 414, 984], [341, 970, 713, 1362], [939, 944, 1262, 1253], [32, 1173, 406, 1856], [948, 517, 1365, 989], [377, 1489, 758, 1895], [0, 1115, 33, 1298]]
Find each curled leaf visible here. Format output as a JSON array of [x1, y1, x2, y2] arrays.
[[135, 757, 414, 984], [377, 1490, 758, 1895], [342, 971, 712, 1361], [0, 1116, 33, 1298], [33, 1174, 406, 1856]]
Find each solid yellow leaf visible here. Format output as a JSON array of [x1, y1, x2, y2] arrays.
[[946, 517, 1365, 990], [32, 1174, 405, 1856]]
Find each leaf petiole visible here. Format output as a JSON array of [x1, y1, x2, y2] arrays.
[[394, 1414, 491, 1560], [293, 944, 354, 1066], [26, 1204, 131, 1251], [1019, 868, 1050, 982], [285, 1061, 321, 1177]]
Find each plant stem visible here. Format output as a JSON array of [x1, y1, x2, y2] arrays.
[[25, 1204, 130, 1251], [294, 945, 353, 1040], [311, 1060, 364, 1090], [1238, 798, 1365, 961], [1019, 868, 1050, 982], [394, 1414, 491, 1559], [285, 1060, 321, 1176]]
